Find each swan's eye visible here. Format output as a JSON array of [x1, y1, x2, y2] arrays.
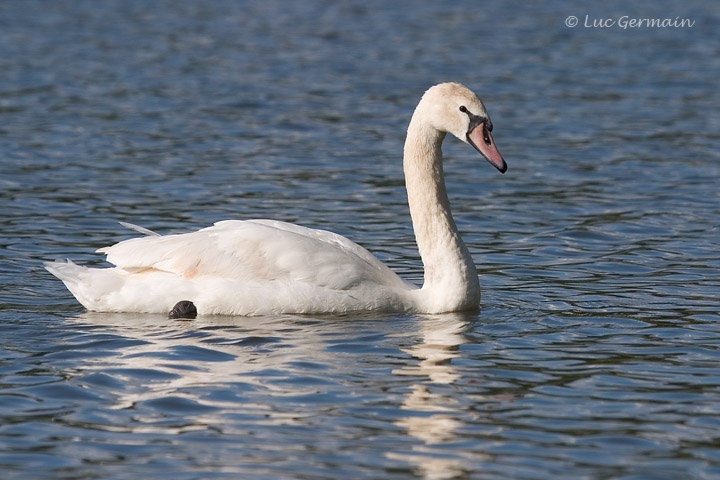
[[459, 106, 468, 113]]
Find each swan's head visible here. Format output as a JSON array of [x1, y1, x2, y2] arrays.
[[416, 82, 507, 173]]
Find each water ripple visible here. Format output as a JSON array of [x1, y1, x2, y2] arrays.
[[2, 0, 720, 479]]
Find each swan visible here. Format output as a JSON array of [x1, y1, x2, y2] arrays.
[[45, 82, 507, 315]]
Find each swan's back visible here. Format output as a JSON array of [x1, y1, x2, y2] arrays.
[[46, 220, 414, 315]]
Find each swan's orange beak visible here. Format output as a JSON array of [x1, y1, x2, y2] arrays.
[[468, 122, 507, 173]]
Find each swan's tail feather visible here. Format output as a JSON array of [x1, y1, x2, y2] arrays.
[[118, 222, 160, 237], [45, 260, 123, 311], [44, 259, 83, 285], [45, 259, 90, 308], [45, 259, 194, 313]]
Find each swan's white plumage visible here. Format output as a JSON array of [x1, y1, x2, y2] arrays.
[[47, 220, 413, 315], [46, 82, 506, 316]]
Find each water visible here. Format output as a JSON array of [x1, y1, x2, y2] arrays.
[[1, 1, 719, 478]]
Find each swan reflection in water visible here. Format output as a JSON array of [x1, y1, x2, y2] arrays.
[[388, 313, 487, 479], [71, 312, 335, 417], [67, 312, 510, 476]]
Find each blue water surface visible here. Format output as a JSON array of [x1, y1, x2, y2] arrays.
[[1, 1, 719, 479]]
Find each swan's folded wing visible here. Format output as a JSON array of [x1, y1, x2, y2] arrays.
[[98, 220, 407, 291]]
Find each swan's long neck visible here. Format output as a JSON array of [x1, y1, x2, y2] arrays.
[[403, 117, 480, 312]]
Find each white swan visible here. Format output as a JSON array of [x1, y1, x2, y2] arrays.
[[46, 82, 507, 315]]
